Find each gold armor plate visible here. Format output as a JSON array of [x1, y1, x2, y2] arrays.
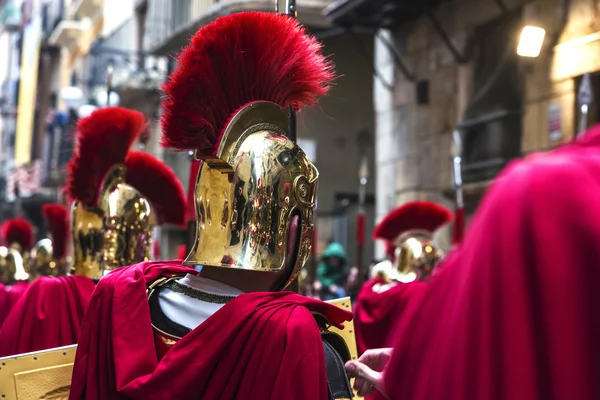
[[325, 297, 362, 400], [0, 345, 76, 400]]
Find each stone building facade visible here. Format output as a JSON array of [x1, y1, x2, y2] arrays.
[[373, 0, 597, 257]]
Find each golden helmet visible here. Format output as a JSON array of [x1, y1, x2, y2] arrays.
[[160, 12, 333, 289], [65, 108, 186, 280], [30, 204, 70, 278], [186, 103, 317, 289], [0, 218, 34, 284], [373, 201, 454, 284], [369, 259, 394, 281]]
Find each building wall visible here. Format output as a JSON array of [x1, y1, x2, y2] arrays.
[[298, 32, 376, 264], [523, 0, 600, 153], [373, 0, 531, 257]]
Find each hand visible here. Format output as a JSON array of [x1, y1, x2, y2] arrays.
[[345, 348, 393, 398]]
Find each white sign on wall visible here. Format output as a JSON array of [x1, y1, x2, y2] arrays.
[[547, 103, 562, 141]]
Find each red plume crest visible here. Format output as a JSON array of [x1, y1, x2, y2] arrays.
[[124, 151, 186, 227], [64, 107, 145, 206], [161, 11, 335, 154], [42, 204, 69, 259], [1, 218, 34, 251], [373, 201, 454, 241]]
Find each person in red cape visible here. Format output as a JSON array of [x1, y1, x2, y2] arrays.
[[71, 262, 350, 399], [346, 126, 600, 399], [0, 275, 95, 357], [0, 109, 186, 358], [0, 218, 34, 328], [70, 12, 356, 400], [354, 201, 453, 356], [0, 283, 10, 328]]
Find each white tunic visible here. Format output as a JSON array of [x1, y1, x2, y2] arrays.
[[157, 273, 244, 330]]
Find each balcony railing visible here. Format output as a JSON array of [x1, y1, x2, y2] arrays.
[[81, 16, 168, 103], [145, 0, 334, 55]]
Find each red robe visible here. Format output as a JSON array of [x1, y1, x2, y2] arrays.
[[69, 261, 353, 399], [0, 275, 95, 356], [384, 129, 600, 399], [354, 278, 427, 355], [0, 281, 29, 329], [0, 283, 8, 328]]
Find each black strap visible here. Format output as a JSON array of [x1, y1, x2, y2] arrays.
[[323, 339, 354, 399]]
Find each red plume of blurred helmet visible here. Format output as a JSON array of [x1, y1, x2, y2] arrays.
[[374, 201, 454, 241], [124, 151, 186, 227], [64, 107, 145, 206], [41, 204, 69, 259], [1, 218, 34, 251]]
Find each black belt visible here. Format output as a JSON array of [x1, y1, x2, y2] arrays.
[[323, 337, 354, 399]]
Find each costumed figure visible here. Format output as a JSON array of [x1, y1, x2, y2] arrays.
[[354, 201, 453, 356], [0, 107, 186, 358], [67, 12, 357, 400], [0, 218, 34, 328], [346, 126, 600, 399], [316, 242, 350, 300], [29, 204, 70, 279]]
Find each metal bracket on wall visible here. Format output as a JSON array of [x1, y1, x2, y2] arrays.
[[346, 27, 415, 92], [424, 9, 469, 64], [375, 31, 416, 82]]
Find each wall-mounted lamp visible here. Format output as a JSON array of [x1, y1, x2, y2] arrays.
[[517, 26, 546, 58]]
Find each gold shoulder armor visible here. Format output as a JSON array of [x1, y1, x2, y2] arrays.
[[315, 297, 362, 399], [322, 297, 358, 363], [0, 344, 77, 400]]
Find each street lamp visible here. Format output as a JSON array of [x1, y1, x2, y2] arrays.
[[517, 26, 546, 58]]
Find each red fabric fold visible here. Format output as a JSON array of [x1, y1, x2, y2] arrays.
[[70, 261, 353, 399], [384, 127, 600, 399], [0, 281, 29, 329], [451, 207, 465, 245], [0, 283, 9, 328], [0, 276, 95, 356], [354, 278, 427, 355]]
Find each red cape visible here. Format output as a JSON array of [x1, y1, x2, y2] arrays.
[[0, 276, 95, 357], [384, 129, 600, 399], [354, 278, 427, 355], [0, 281, 29, 329], [70, 261, 352, 399]]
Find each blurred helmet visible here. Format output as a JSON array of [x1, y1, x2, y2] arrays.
[[65, 108, 186, 279], [0, 218, 33, 283], [30, 204, 70, 278], [369, 259, 395, 282], [373, 201, 453, 283], [96, 164, 157, 274], [0, 246, 27, 284]]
